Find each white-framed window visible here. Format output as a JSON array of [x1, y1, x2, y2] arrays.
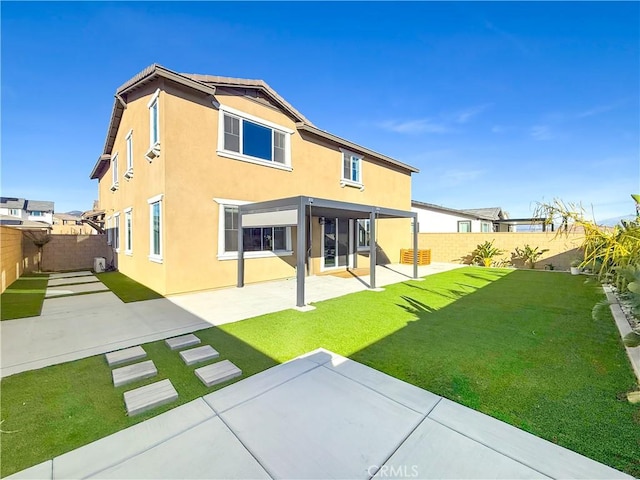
[[340, 149, 363, 189], [29, 211, 44, 217], [124, 208, 133, 254], [111, 153, 119, 191], [357, 219, 371, 250], [457, 221, 471, 233], [113, 212, 120, 251], [106, 216, 112, 245], [215, 198, 292, 260], [9, 208, 20, 216], [146, 89, 161, 161], [217, 105, 293, 171], [124, 130, 134, 178], [481, 222, 492, 233], [147, 194, 163, 263]]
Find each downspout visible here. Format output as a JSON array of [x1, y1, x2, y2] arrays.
[[115, 93, 127, 109]]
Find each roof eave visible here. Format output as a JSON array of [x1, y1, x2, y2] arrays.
[[90, 154, 111, 180]]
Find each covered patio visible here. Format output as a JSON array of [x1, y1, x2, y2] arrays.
[[236, 196, 419, 308]]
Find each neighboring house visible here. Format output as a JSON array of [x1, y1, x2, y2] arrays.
[[90, 64, 419, 297], [0, 197, 54, 227], [412, 201, 512, 233], [412, 201, 550, 233], [52, 213, 100, 235]]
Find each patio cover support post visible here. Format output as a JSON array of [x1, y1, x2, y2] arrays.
[[412, 214, 419, 279], [296, 199, 306, 307], [369, 210, 376, 289], [237, 206, 244, 288]]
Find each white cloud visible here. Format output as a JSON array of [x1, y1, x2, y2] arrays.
[[378, 119, 451, 134], [530, 125, 553, 140], [439, 169, 485, 186], [454, 104, 491, 124]]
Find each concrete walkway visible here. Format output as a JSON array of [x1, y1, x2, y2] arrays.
[[0, 263, 462, 378], [9, 349, 630, 479]]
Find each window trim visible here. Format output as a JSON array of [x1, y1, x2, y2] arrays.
[[124, 207, 133, 255], [214, 198, 293, 260], [111, 153, 119, 191], [146, 89, 161, 162], [339, 148, 364, 190], [216, 105, 293, 171], [113, 212, 121, 252], [124, 130, 134, 178], [9, 208, 20, 217], [457, 220, 472, 233], [147, 194, 163, 263], [481, 221, 492, 233]]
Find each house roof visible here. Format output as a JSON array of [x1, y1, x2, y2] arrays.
[[26, 200, 54, 212], [461, 207, 506, 221], [90, 64, 418, 179], [0, 215, 52, 229], [0, 197, 26, 209], [411, 200, 505, 221]]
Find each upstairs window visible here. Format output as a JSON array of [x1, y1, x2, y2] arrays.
[[146, 89, 161, 161], [9, 209, 20, 216], [111, 153, 119, 191], [30, 211, 44, 217], [218, 106, 292, 169], [340, 149, 363, 189], [125, 130, 134, 178]]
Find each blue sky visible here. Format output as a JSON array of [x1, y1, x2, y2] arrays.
[[2, 1, 638, 221]]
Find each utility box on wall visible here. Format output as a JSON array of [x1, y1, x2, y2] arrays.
[[94, 257, 106, 273]]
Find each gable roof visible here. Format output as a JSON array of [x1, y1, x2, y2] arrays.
[[26, 200, 54, 212], [91, 64, 418, 179], [0, 197, 26, 209], [412, 200, 505, 221]]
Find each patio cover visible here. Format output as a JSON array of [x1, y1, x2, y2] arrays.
[[237, 196, 419, 307]]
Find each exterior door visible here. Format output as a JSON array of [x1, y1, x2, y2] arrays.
[[322, 218, 349, 269]]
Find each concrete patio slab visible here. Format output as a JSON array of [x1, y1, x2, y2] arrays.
[[179, 345, 219, 365], [47, 271, 93, 279], [165, 333, 200, 350], [124, 379, 179, 416], [112, 360, 157, 387], [94, 417, 270, 479], [5, 461, 51, 480], [47, 276, 100, 287], [45, 282, 108, 298], [219, 364, 425, 479], [52, 399, 215, 479], [105, 345, 147, 367], [1, 293, 211, 378], [7, 350, 632, 480], [195, 359, 241, 387], [380, 417, 549, 479]]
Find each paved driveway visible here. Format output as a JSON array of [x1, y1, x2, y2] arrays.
[[9, 349, 630, 479]]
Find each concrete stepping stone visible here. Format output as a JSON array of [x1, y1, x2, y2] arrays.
[[124, 379, 178, 416], [113, 360, 158, 387], [179, 345, 219, 366], [106, 346, 147, 367], [195, 360, 242, 387], [48, 271, 93, 279], [165, 334, 200, 350]]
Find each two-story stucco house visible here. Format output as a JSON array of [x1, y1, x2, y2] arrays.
[[90, 65, 419, 303]]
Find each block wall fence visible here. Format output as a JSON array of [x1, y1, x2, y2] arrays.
[[418, 232, 584, 270], [1, 227, 24, 293]]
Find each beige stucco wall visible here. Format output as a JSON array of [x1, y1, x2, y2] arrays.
[[0, 227, 24, 292], [96, 78, 413, 295], [418, 232, 584, 270]]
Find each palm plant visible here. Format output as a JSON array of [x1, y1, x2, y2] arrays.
[[472, 240, 504, 267], [513, 244, 550, 269]]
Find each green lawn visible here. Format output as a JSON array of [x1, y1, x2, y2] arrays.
[[96, 271, 163, 302], [1, 268, 638, 476], [0, 273, 49, 320]]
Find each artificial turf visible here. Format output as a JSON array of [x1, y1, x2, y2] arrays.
[[1, 268, 638, 476], [0, 273, 49, 320], [95, 271, 163, 302]]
